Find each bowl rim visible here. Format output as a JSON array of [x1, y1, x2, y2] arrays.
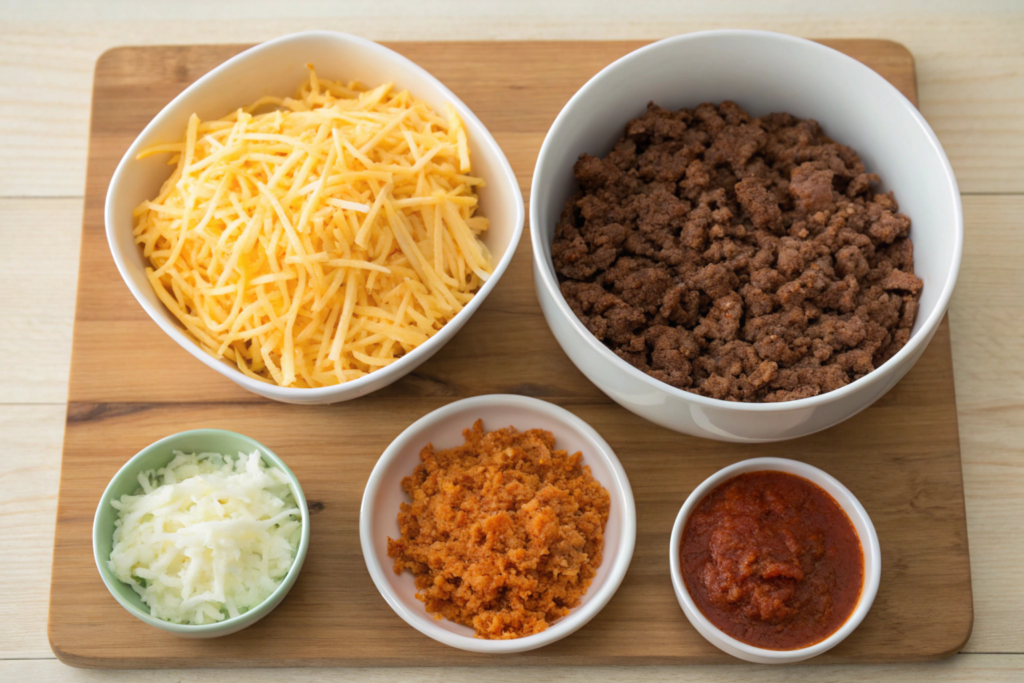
[[104, 30, 525, 400], [358, 393, 637, 653], [668, 457, 882, 662], [529, 29, 963, 413], [91, 428, 312, 635]]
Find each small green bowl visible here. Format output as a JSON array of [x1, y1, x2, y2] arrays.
[[92, 429, 310, 638]]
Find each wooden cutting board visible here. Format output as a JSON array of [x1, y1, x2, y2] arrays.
[[49, 40, 972, 668]]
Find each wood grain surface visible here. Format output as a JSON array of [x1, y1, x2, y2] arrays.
[[48, 40, 973, 669]]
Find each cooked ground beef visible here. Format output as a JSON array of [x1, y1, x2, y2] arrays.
[[552, 101, 922, 403]]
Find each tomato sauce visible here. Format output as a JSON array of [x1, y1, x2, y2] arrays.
[[680, 471, 863, 650]]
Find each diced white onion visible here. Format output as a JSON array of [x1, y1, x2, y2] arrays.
[[108, 450, 302, 625]]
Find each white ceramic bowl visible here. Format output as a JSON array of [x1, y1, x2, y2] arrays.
[[359, 394, 636, 653], [530, 30, 962, 441], [106, 31, 524, 404], [669, 457, 881, 663]]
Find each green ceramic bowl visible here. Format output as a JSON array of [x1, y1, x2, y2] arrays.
[[92, 429, 310, 638]]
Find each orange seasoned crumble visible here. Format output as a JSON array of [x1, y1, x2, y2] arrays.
[[387, 420, 610, 639]]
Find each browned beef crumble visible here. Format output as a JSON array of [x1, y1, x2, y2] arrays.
[[551, 101, 922, 403]]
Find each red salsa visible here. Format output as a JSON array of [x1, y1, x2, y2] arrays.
[[680, 471, 863, 650]]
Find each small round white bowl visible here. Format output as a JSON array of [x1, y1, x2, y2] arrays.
[[530, 30, 962, 441], [359, 394, 636, 653], [106, 31, 524, 404], [669, 457, 881, 663]]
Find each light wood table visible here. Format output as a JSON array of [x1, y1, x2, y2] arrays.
[[2, 2, 1021, 680]]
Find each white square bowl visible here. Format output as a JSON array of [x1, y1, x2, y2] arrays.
[[105, 31, 524, 404]]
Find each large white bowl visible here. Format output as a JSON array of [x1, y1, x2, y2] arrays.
[[530, 30, 962, 441], [106, 31, 524, 404], [359, 394, 636, 653], [669, 458, 881, 663]]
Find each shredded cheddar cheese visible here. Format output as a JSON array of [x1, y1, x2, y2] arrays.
[[133, 66, 492, 387]]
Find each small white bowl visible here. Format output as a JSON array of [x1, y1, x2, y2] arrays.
[[669, 457, 881, 663], [106, 31, 524, 404], [359, 394, 636, 653], [530, 30, 962, 441]]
